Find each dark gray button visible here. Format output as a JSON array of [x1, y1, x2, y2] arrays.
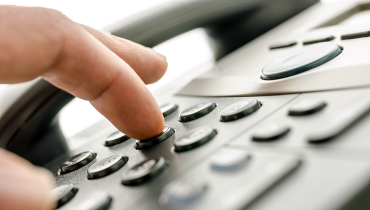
[[341, 30, 370, 40], [179, 101, 216, 122], [174, 126, 216, 152], [160, 103, 179, 117], [220, 99, 261, 122], [252, 123, 290, 141], [135, 126, 175, 149], [288, 99, 326, 116], [51, 184, 78, 208], [77, 191, 112, 210], [269, 41, 297, 50], [210, 149, 250, 171], [303, 35, 335, 45], [60, 151, 96, 174], [122, 157, 166, 185], [87, 155, 128, 179], [105, 131, 130, 147], [160, 178, 207, 207], [262, 42, 342, 80]]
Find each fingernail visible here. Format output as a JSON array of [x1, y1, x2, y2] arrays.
[[152, 49, 167, 61]]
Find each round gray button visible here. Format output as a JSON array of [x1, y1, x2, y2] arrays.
[[60, 151, 96, 174], [77, 191, 112, 210], [252, 123, 290, 141], [174, 126, 216, 152], [288, 99, 326, 116], [105, 131, 130, 147], [262, 42, 342, 80], [179, 101, 216, 122], [87, 155, 128, 179], [50, 184, 78, 208], [122, 157, 166, 185], [160, 178, 207, 207], [210, 150, 250, 171], [220, 99, 261, 122], [135, 126, 175, 149], [160, 103, 179, 117]]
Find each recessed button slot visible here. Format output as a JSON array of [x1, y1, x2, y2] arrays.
[[77, 191, 112, 210], [160, 103, 179, 117], [220, 99, 261, 122], [135, 126, 175, 149], [50, 184, 78, 208], [159, 178, 207, 207], [288, 99, 326, 116], [122, 157, 166, 185], [252, 123, 290, 141], [269, 41, 297, 50], [87, 155, 128, 179], [60, 151, 96, 174], [303, 35, 335, 45], [179, 102, 216, 122], [174, 126, 216, 152], [105, 131, 130, 147]]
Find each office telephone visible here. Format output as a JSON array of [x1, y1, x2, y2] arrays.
[[4, 0, 370, 209]]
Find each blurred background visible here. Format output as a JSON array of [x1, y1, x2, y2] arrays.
[[0, 0, 343, 148]]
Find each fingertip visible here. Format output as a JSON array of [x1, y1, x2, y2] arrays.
[[145, 49, 168, 84]]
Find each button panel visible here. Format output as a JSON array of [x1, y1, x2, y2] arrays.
[[174, 126, 217, 152], [60, 151, 96, 174], [179, 101, 216, 122], [105, 131, 130, 147], [220, 99, 261, 122], [122, 157, 166, 185], [88, 155, 128, 179], [135, 126, 175, 149], [50, 184, 78, 208]]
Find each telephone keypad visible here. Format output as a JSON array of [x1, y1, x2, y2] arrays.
[[60, 151, 96, 174], [174, 126, 216, 152], [50, 184, 78, 208], [105, 131, 130, 147], [220, 99, 261, 122], [135, 126, 175, 149], [179, 101, 216, 122], [87, 155, 128, 179], [122, 157, 166, 186]]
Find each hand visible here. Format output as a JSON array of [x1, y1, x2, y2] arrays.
[[0, 5, 168, 210]]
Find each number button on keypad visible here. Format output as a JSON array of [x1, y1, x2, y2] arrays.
[[135, 126, 175, 149], [288, 99, 326, 116], [160, 103, 179, 117], [77, 191, 112, 210], [252, 123, 290, 141], [179, 101, 216, 122], [60, 151, 96, 174], [174, 126, 217, 152], [50, 184, 78, 208], [105, 131, 130, 147], [210, 149, 250, 171], [220, 99, 261, 122], [87, 155, 128, 179], [122, 157, 166, 185]]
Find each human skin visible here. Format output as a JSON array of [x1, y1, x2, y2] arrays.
[[0, 5, 168, 210]]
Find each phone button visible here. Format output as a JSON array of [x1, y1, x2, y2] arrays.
[[105, 131, 130, 147], [77, 191, 112, 210], [160, 178, 207, 207], [174, 126, 216, 152], [303, 35, 335, 45], [252, 123, 290, 141], [220, 99, 261, 122], [122, 157, 166, 185], [160, 103, 179, 117], [262, 42, 342, 80], [269, 41, 297, 50], [179, 101, 216, 122], [60, 151, 96, 174], [210, 149, 250, 172], [50, 184, 78, 208], [87, 155, 128, 179], [135, 126, 175, 149], [288, 99, 326, 116]]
